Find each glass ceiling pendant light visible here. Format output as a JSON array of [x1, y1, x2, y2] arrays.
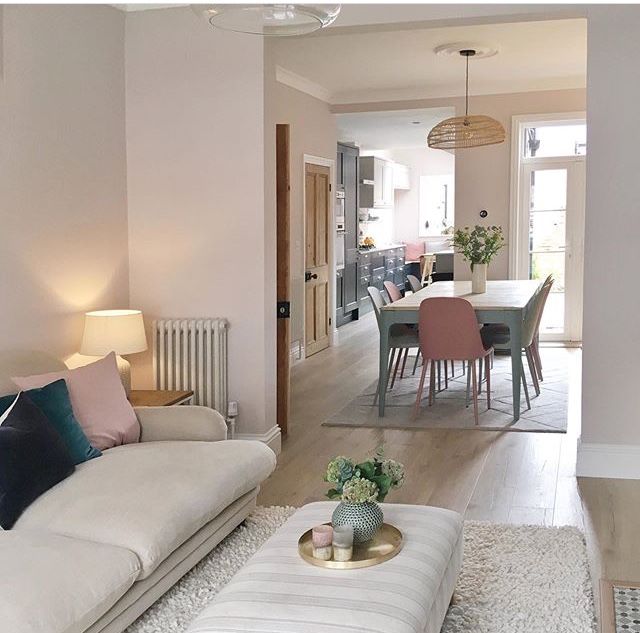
[[193, 4, 341, 36], [428, 49, 505, 150]]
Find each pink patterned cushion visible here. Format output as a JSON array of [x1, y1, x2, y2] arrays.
[[404, 241, 425, 262], [13, 353, 139, 450]]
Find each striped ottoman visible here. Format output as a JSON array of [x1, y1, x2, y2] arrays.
[[188, 502, 463, 633]]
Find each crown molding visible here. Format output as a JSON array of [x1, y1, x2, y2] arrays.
[[275, 66, 332, 104]]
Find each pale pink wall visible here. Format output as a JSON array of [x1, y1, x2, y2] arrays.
[[0, 5, 129, 358], [125, 8, 273, 436], [580, 6, 640, 450], [453, 89, 586, 280], [264, 44, 338, 349], [380, 147, 455, 247]]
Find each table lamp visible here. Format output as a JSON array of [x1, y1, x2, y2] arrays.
[[80, 309, 147, 395]]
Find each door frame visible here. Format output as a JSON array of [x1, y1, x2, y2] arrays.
[[509, 112, 586, 342], [276, 124, 290, 435], [302, 154, 336, 357]]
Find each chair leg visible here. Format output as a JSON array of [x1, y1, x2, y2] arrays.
[[400, 348, 409, 379], [390, 348, 403, 390], [532, 339, 543, 381], [412, 349, 421, 376], [444, 358, 449, 389], [485, 355, 491, 409], [525, 347, 540, 396], [437, 360, 442, 392], [413, 361, 428, 419], [429, 360, 436, 405], [478, 357, 483, 394], [471, 359, 479, 425], [521, 369, 531, 410], [373, 348, 396, 405], [450, 360, 455, 377], [466, 360, 472, 407]]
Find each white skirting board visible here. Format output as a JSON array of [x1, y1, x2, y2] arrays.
[[576, 438, 640, 479], [235, 425, 282, 456]]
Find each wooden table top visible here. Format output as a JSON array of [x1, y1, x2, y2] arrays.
[[128, 390, 194, 407], [383, 280, 541, 312]]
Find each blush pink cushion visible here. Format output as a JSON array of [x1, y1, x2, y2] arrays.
[[13, 353, 140, 450], [404, 241, 425, 262]]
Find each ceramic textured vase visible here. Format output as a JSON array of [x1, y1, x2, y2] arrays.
[[471, 263, 487, 294], [332, 501, 384, 544]]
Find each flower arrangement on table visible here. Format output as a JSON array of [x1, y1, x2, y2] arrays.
[[324, 448, 405, 543], [450, 224, 505, 293]]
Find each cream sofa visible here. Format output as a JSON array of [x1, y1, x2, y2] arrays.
[[0, 350, 277, 633]]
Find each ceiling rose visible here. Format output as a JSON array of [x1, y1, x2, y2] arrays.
[[434, 42, 498, 59], [428, 48, 505, 150], [192, 4, 341, 36]]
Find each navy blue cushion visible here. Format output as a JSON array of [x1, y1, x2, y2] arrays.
[[0, 380, 101, 465], [0, 393, 76, 529]]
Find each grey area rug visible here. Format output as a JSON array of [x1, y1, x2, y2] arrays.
[[324, 348, 569, 433], [127, 506, 595, 633]]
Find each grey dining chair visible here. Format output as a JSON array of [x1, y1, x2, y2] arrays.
[[481, 276, 554, 398], [407, 274, 422, 294], [368, 286, 420, 399]]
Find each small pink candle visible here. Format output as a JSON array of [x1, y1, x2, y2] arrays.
[[312, 525, 333, 548]]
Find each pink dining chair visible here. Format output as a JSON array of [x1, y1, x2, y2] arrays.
[[413, 297, 493, 424], [383, 280, 402, 303]]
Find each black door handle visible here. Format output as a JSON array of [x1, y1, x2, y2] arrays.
[[305, 271, 318, 282]]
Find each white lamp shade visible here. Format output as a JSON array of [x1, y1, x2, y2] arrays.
[[80, 310, 147, 356]]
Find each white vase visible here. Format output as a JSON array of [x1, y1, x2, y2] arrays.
[[471, 263, 487, 294]]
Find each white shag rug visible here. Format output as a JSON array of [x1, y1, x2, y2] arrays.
[[126, 506, 596, 633]]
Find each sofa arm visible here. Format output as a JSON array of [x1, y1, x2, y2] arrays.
[[135, 406, 227, 442]]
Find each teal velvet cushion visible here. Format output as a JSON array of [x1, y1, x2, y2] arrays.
[[0, 380, 101, 464]]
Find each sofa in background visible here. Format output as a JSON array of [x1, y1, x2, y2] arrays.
[[0, 350, 277, 633]]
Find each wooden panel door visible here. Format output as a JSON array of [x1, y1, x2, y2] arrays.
[[305, 163, 330, 357]]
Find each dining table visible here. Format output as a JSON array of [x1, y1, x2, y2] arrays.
[[377, 279, 541, 421]]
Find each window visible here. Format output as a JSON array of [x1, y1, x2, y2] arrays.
[[419, 175, 454, 237], [523, 123, 586, 158]]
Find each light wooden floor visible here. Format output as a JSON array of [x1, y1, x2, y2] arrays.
[[258, 313, 640, 630]]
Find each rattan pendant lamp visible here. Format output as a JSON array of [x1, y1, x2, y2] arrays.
[[427, 49, 505, 150]]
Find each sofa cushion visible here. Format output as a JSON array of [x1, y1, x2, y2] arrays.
[[13, 352, 140, 451], [0, 393, 75, 529], [0, 530, 140, 633], [0, 379, 101, 464], [14, 440, 276, 578]]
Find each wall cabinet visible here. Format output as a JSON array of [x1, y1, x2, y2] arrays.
[[393, 163, 411, 190], [359, 156, 394, 208]]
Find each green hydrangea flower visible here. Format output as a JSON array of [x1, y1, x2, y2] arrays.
[[341, 477, 379, 503], [325, 456, 355, 485], [381, 459, 405, 489]]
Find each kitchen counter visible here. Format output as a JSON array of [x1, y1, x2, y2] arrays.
[[358, 243, 405, 254]]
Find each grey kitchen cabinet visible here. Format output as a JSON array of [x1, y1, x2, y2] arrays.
[[336, 143, 360, 327], [357, 245, 407, 313], [359, 156, 394, 208]]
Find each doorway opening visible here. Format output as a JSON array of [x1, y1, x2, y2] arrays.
[[510, 113, 586, 342]]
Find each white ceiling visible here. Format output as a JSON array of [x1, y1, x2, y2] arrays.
[[337, 108, 455, 151], [273, 18, 587, 104]]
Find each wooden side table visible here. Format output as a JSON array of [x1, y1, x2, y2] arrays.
[[128, 390, 194, 407]]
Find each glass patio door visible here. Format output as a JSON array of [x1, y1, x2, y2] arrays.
[[520, 160, 585, 341]]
